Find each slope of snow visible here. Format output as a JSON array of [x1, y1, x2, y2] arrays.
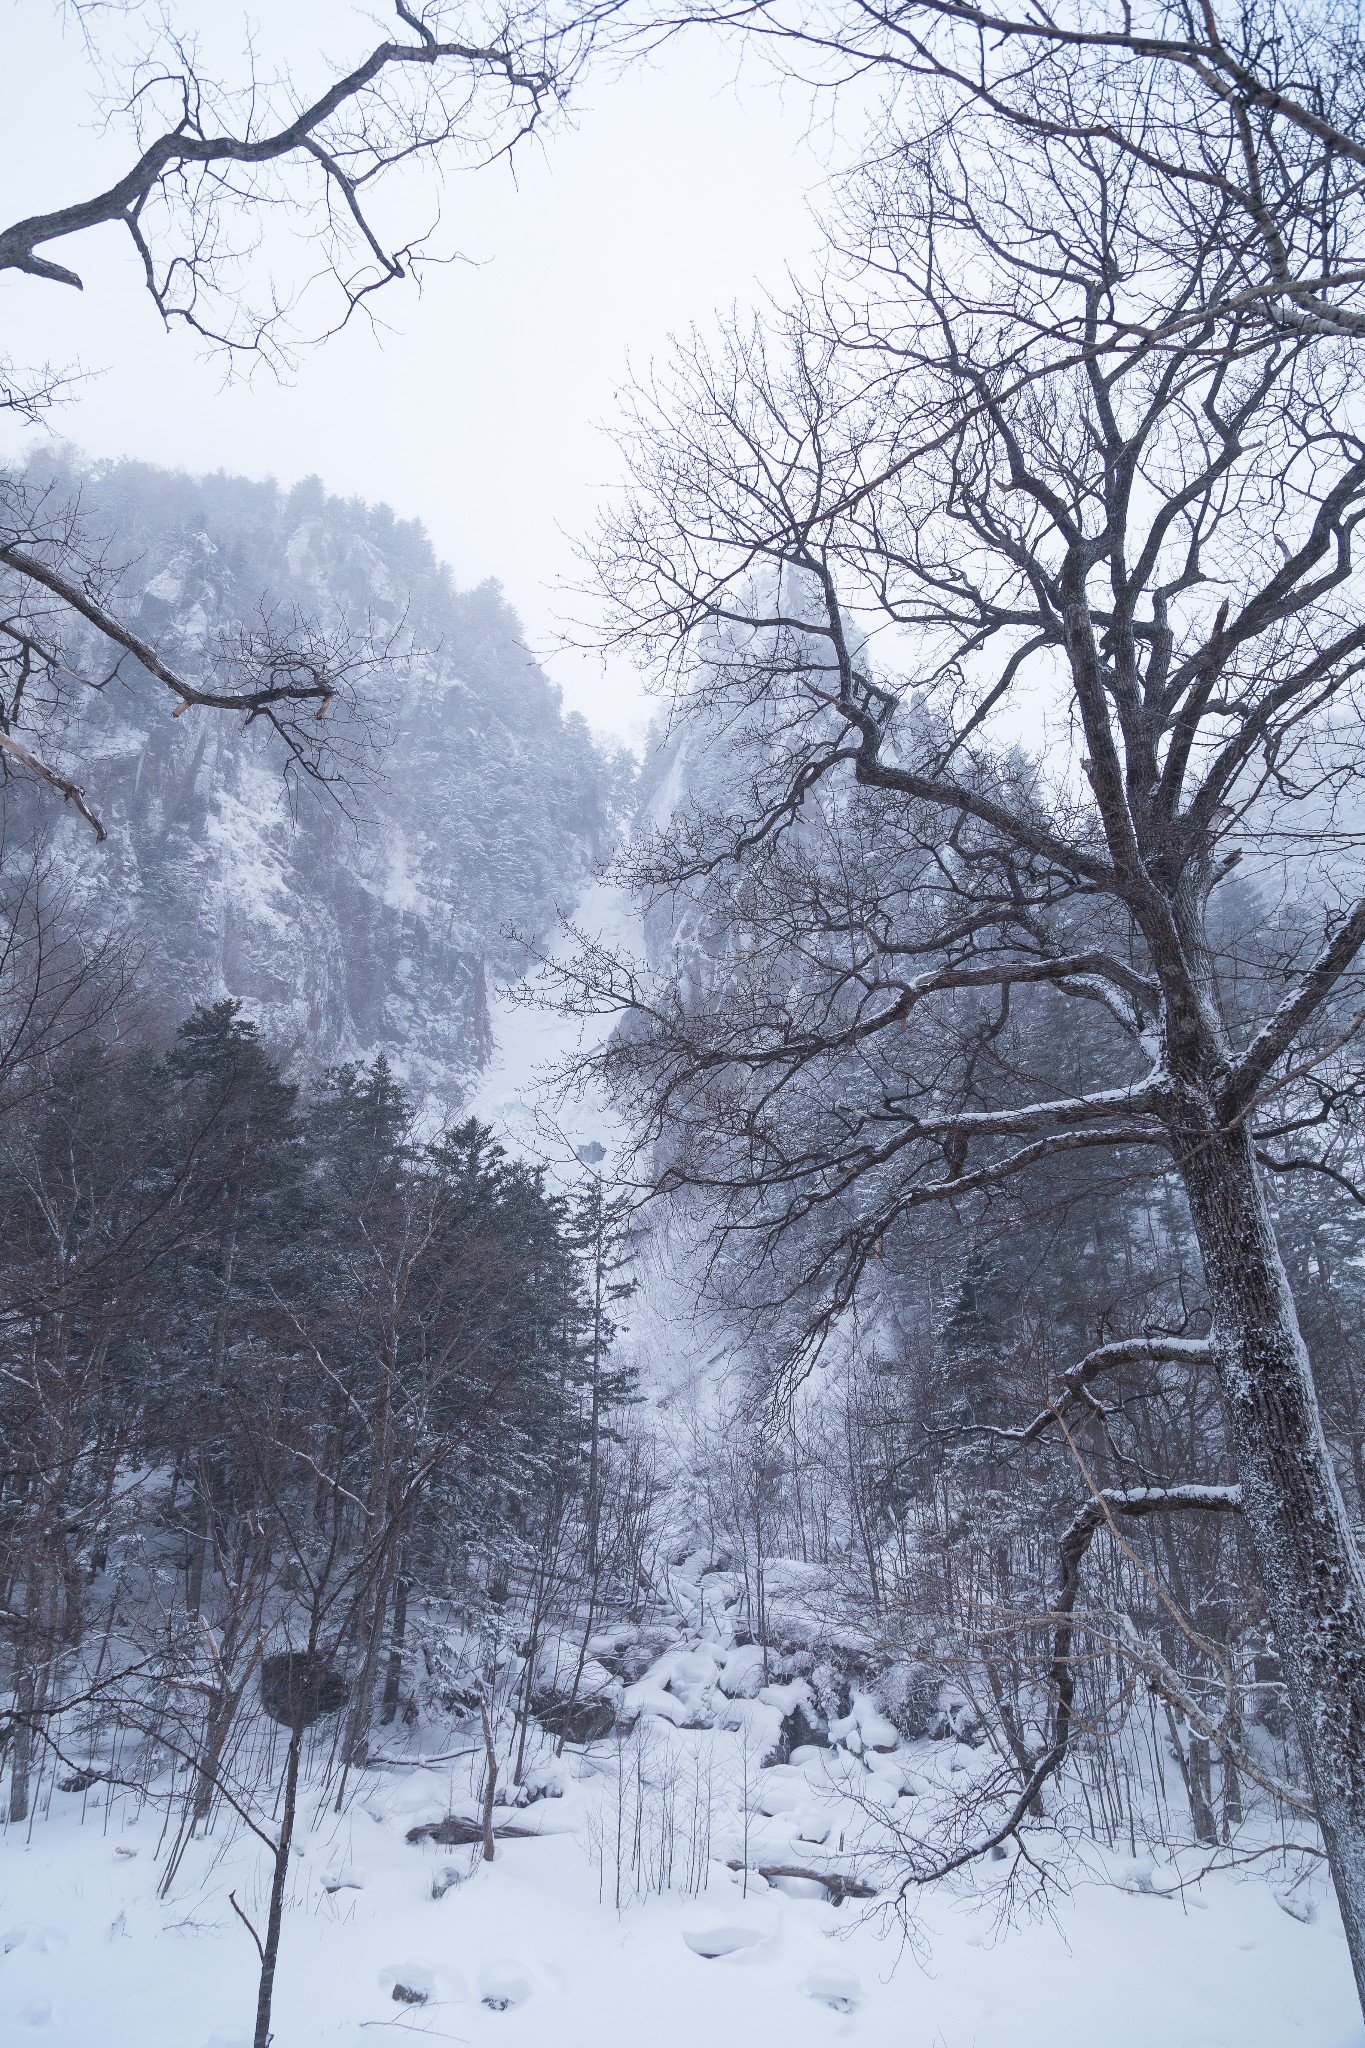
[[1, 1673, 1358, 2048]]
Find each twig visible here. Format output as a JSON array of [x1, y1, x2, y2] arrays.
[[228, 1890, 265, 1965]]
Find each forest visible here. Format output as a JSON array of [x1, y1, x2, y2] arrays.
[[5, 3, 1365, 2046]]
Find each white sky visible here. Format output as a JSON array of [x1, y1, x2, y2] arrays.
[[1, 2, 831, 750]]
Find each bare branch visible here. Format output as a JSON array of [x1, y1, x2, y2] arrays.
[[1224, 901, 1365, 1120]]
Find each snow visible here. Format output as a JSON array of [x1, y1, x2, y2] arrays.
[[718, 1645, 767, 1699], [2, 1560, 1360, 2048], [1, 1754, 1359, 2048], [683, 1923, 764, 1956], [829, 1698, 901, 1757]]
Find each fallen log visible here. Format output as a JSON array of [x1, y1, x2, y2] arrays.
[[406, 1814, 538, 1846], [725, 1859, 876, 1903]]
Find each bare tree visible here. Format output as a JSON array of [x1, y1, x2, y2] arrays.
[[556, 65, 1365, 2006], [0, 826, 129, 1099], [655, 0, 1365, 345]]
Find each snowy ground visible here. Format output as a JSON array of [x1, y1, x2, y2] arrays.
[[1, 1759, 1359, 2048], [3, 1634, 1360, 2048]]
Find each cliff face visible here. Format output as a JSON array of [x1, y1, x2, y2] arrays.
[[11, 458, 623, 1097]]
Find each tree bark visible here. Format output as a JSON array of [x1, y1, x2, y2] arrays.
[[480, 1700, 498, 1863], [379, 1569, 409, 1727], [1176, 1112, 1365, 2005], [1186, 1732, 1217, 1847], [252, 1718, 305, 2048], [7, 1663, 36, 1825]]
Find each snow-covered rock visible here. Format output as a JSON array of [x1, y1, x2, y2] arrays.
[[830, 1694, 901, 1756], [806, 1966, 860, 2013], [683, 1925, 764, 1959], [717, 1644, 767, 1699], [531, 1633, 624, 1742], [623, 1645, 723, 1730]]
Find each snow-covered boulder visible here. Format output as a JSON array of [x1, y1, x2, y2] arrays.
[[807, 1966, 860, 2013], [717, 1644, 767, 1698], [830, 1693, 901, 1756], [530, 1634, 623, 1743], [871, 1658, 941, 1740], [766, 1679, 830, 1761], [588, 1621, 680, 1684], [933, 1687, 985, 1745], [683, 1925, 763, 1959], [622, 1645, 722, 1729]]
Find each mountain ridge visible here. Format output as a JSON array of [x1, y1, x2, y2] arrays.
[[8, 453, 628, 1100]]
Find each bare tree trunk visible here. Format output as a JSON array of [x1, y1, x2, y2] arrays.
[[1221, 1741, 1244, 1839], [191, 1573, 264, 1830], [379, 1568, 409, 1728], [1220, 1686, 1246, 1838], [586, 1368, 603, 1580], [192, 1685, 237, 1832], [343, 1357, 399, 1772], [479, 1700, 498, 1863], [1186, 1732, 1217, 1847], [553, 1561, 606, 1762], [7, 1557, 55, 1827], [185, 1482, 209, 1624], [340, 1559, 389, 1773], [190, 1656, 261, 1836], [981, 1656, 1044, 1818], [585, 1194, 605, 1580], [252, 1717, 305, 2048], [1178, 1114, 1365, 2003], [7, 1662, 37, 1825]]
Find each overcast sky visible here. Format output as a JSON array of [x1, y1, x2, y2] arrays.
[[2, 3, 831, 749]]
